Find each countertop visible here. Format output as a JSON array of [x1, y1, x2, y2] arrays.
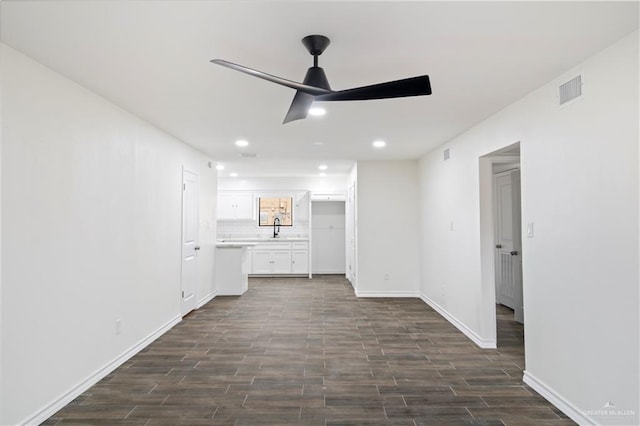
[[215, 241, 261, 248], [217, 237, 309, 244]]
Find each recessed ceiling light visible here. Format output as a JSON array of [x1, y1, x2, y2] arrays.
[[308, 107, 326, 117], [230, 172, 238, 177], [372, 140, 386, 149], [235, 139, 249, 147], [215, 164, 225, 171], [318, 164, 328, 171], [319, 172, 327, 177], [312, 141, 325, 146]]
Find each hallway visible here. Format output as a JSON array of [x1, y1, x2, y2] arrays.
[[45, 276, 572, 425]]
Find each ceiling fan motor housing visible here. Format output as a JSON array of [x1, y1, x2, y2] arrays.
[[303, 67, 331, 91], [302, 35, 330, 56]]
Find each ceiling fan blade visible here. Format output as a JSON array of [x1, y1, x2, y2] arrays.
[[283, 66, 331, 123], [283, 91, 315, 124], [314, 75, 431, 102], [210, 59, 331, 96]]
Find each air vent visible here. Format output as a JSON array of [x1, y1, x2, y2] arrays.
[[240, 152, 258, 158], [558, 74, 583, 105], [443, 148, 450, 161]]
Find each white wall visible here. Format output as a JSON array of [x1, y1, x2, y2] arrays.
[[356, 161, 420, 296], [0, 45, 217, 425], [218, 175, 347, 192], [418, 31, 638, 425]]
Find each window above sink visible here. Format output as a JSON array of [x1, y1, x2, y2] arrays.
[[258, 197, 293, 227]]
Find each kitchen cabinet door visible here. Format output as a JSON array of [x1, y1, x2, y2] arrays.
[[291, 250, 308, 274], [217, 193, 237, 219], [234, 193, 255, 220], [252, 250, 273, 274], [217, 192, 254, 220], [271, 251, 292, 274]]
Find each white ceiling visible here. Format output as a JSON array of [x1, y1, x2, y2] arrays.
[[1, 1, 638, 177]]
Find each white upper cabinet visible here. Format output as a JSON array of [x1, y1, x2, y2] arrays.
[[218, 192, 254, 220], [233, 193, 254, 220], [310, 191, 346, 202], [294, 191, 310, 222]]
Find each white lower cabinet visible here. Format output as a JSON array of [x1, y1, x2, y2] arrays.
[[252, 250, 281, 274], [291, 250, 309, 274], [250, 241, 309, 275], [272, 250, 293, 273]]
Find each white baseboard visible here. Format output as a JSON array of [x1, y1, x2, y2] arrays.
[[356, 290, 420, 298], [21, 315, 182, 426], [523, 371, 594, 425], [198, 289, 217, 308], [419, 293, 497, 349]]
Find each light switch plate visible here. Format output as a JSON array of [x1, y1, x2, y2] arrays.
[[527, 222, 534, 238]]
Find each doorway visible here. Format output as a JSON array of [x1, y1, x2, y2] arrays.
[[479, 142, 524, 349], [311, 201, 346, 274]]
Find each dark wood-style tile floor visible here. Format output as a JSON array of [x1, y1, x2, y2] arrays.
[[45, 276, 574, 425]]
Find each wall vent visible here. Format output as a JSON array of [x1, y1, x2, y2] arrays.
[[558, 74, 583, 105], [443, 148, 450, 161]]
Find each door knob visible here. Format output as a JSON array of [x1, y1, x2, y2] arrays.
[[510, 251, 518, 256]]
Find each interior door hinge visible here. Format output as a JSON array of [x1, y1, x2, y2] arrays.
[[181, 291, 184, 298], [183, 183, 186, 190]]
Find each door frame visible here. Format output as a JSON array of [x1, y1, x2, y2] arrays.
[[478, 142, 523, 348]]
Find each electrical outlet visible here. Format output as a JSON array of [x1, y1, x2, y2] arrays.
[[115, 319, 122, 335]]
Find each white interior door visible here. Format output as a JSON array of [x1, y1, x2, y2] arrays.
[[181, 168, 199, 316], [494, 169, 523, 323]]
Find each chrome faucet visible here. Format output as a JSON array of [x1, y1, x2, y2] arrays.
[[273, 217, 280, 238]]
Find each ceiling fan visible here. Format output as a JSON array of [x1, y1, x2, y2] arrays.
[[211, 35, 432, 124]]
